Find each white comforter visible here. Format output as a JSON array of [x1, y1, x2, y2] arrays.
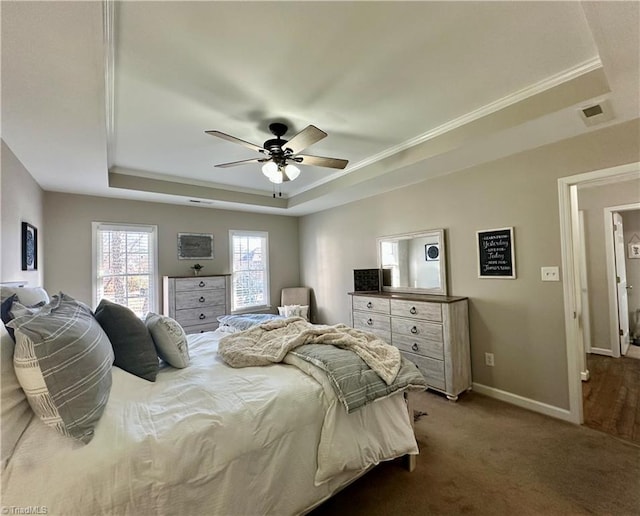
[[2, 329, 418, 516]]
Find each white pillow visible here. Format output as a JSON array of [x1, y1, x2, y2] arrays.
[[0, 286, 49, 306], [277, 305, 309, 320], [145, 313, 190, 368]]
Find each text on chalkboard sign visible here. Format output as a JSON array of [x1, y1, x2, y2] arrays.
[[477, 227, 516, 279]]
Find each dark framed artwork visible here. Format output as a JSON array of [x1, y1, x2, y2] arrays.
[[425, 243, 440, 261], [21, 222, 38, 271], [477, 227, 516, 279], [177, 233, 214, 260]]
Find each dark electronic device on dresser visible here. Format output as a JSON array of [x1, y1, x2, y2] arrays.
[[353, 269, 382, 292]]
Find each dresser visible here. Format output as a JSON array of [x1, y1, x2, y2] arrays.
[[349, 291, 471, 400], [163, 275, 231, 334]]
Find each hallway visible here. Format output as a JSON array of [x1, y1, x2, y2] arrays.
[[583, 352, 640, 444]]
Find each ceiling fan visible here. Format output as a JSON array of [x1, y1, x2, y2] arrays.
[[205, 122, 348, 185]]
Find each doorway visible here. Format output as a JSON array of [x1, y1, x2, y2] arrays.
[[604, 205, 640, 358], [558, 162, 640, 425]]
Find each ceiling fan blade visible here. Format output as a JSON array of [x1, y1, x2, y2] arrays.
[[205, 130, 265, 153], [284, 125, 327, 154], [215, 158, 267, 168], [296, 154, 348, 170]]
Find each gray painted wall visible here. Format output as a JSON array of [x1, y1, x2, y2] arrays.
[[299, 119, 640, 411], [43, 193, 300, 310], [1, 141, 44, 287], [578, 182, 640, 353]]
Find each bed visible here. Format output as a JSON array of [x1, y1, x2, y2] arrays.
[[1, 288, 422, 515]]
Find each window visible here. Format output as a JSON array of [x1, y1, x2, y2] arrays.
[[229, 230, 270, 312], [92, 222, 158, 317], [380, 241, 400, 286]]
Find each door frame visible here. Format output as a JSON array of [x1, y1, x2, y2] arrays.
[[558, 161, 640, 424], [605, 205, 640, 356]]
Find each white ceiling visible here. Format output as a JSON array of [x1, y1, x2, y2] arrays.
[[2, 1, 639, 216]]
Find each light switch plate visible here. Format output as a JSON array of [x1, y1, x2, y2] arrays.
[[541, 266, 560, 282]]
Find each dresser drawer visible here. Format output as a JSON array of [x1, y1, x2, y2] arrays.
[[401, 351, 445, 390], [352, 296, 390, 314], [175, 289, 226, 310], [175, 276, 226, 292], [390, 299, 442, 322], [182, 321, 220, 335], [391, 318, 443, 344], [393, 334, 443, 360], [353, 310, 390, 332], [174, 306, 225, 327]]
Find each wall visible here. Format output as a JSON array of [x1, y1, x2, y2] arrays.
[[299, 119, 640, 411], [43, 193, 300, 310], [623, 210, 640, 340], [0, 141, 44, 286], [578, 182, 640, 353]]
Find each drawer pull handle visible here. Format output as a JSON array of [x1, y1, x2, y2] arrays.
[[199, 296, 205, 303], [410, 326, 418, 334], [412, 343, 419, 352], [198, 281, 205, 288], [410, 306, 417, 315], [367, 318, 373, 326], [366, 302, 373, 309], [199, 313, 206, 320]]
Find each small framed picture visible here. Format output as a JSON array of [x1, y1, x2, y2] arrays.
[[21, 222, 38, 271], [425, 243, 440, 261], [629, 243, 640, 259], [178, 233, 214, 260]]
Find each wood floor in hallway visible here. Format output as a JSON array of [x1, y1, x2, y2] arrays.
[[583, 352, 640, 444]]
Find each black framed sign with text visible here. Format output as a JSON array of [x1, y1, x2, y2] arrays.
[[476, 227, 515, 279]]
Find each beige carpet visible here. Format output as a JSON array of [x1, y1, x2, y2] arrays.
[[311, 390, 640, 515]]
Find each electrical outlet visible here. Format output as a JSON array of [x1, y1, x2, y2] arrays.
[[541, 266, 560, 282], [485, 352, 495, 367]]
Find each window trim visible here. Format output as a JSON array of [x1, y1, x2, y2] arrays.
[[229, 229, 270, 313], [91, 222, 159, 314]]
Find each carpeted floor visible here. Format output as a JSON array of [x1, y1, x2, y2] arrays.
[[310, 390, 640, 515]]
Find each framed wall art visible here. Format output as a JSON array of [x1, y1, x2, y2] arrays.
[[177, 233, 214, 260], [21, 222, 38, 271], [477, 227, 515, 279]]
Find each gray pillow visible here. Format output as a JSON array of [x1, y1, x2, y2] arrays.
[[94, 299, 159, 382], [1, 294, 18, 341], [7, 293, 114, 444], [217, 313, 283, 331], [1, 322, 33, 468]]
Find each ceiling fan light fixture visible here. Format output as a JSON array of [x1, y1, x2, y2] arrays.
[[262, 161, 278, 178], [268, 168, 284, 184], [284, 163, 300, 181]]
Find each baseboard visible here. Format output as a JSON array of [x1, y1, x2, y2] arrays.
[[590, 347, 613, 356], [581, 370, 590, 382], [472, 382, 574, 423]]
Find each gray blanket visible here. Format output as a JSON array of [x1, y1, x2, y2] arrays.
[[287, 344, 426, 413]]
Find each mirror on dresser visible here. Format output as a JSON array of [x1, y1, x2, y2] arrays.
[[377, 228, 447, 295]]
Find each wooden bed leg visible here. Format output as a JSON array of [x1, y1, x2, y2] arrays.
[[405, 453, 417, 472], [404, 392, 417, 472]]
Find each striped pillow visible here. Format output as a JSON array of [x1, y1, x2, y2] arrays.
[[8, 293, 114, 444]]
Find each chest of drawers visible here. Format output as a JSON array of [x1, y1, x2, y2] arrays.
[[350, 291, 471, 400], [163, 275, 231, 334]]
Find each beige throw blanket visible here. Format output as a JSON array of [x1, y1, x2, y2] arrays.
[[218, 317, 401, 385]]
